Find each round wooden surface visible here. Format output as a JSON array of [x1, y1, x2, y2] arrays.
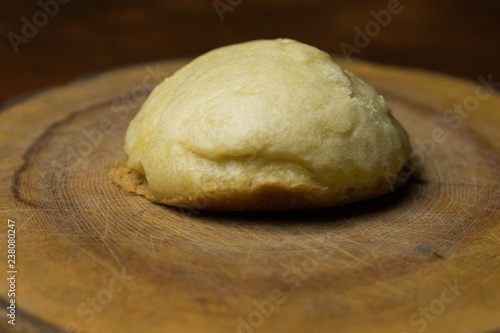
[[1, 59, 499, 333]]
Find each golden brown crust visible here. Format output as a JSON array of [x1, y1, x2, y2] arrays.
[[109, 160, 411, 212], [108, 160, 153, 199]]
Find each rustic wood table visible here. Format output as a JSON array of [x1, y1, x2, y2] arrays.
[[1, 0, 499, 105]]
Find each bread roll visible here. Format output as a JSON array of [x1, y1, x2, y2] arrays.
[[110, 38, 412, 211]]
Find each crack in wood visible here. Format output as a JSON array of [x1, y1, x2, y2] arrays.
[[11, 99, 116, 208]]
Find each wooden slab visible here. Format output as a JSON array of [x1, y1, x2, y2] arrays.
[[1, 58, 499, 333]]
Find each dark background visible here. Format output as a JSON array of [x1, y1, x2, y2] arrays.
[[1, 0, 499, 105]]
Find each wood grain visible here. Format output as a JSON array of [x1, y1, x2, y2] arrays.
[[0, 58, 499, 333]]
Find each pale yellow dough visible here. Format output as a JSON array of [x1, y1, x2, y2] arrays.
[[117, 38, 412, 211]]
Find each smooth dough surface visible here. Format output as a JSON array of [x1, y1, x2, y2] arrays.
[[113, 38, 412, 211]]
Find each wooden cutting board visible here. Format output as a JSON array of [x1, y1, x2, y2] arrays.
[[1, 58, 499, 333]]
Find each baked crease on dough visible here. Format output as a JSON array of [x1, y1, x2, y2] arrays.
[[109, 38, 413, 211]]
